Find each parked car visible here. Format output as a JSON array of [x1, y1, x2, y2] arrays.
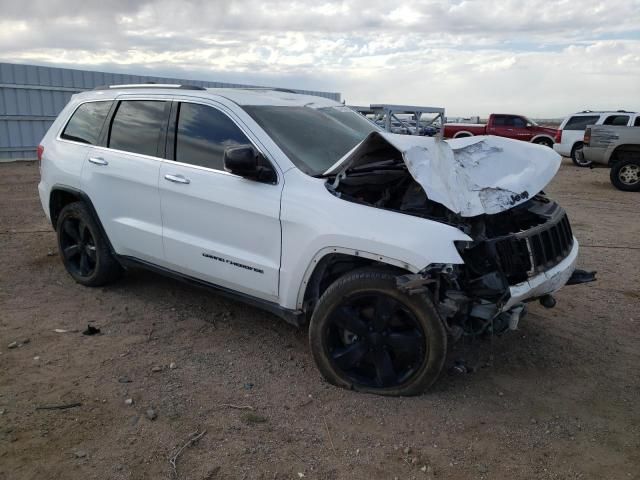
[[582, 125, 640, 191], [37, 85, 595, 396], [553, 111, 639, 167], [443, 114, 557, 147]]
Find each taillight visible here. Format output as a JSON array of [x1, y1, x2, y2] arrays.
[[554, 130, 562, 143], [584, 128, 591, 146], [37, 144, 44, 162]]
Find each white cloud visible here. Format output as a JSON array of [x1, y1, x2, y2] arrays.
[[0, 0, 638, 116]]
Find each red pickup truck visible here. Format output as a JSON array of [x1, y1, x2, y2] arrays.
[[443, 114, 557, 147]]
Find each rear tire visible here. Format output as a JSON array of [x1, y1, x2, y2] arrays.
[[534, 138, 553, 148], [610, 158, 640, 192], [309, 269, 447, 396], [571, 142, 590, 167], [56, 202, 122, 286]]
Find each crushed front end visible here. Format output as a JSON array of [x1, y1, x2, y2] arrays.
[[399, 195, 596, 338]]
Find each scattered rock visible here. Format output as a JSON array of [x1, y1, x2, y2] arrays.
[[403, 446, 412, 454], [146, 408, 157, 420], [477, 464, 488, 474], [498, 391, 504, 397], [241, 412, 267, 425], [74, 450, 87, 459], [169, 362, 177, 370], [82, 325, 100, 336], [356, 448, 360, 455], [124, 398, 134, 406], [297, 473, 305, 478], [411, 457, 418, 465], [151, 366, 163, 372], [243, 383, 254, 390], [118, 376, 132, 383], [7, 342, 18, 349], [21, 339, 30, 345], [47, 250, 56, 257], [33, 356, 40, 361], [530, 418, 537, 424], [0, 409, 5, 415]]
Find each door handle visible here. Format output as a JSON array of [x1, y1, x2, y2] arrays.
[[88, 156, 108, 166], [164, 174, 190, 184]]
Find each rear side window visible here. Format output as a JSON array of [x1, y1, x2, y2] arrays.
[[174, 102, 250, 170], [603, 115, 630, 126], [61, 101, 112, 145], [564, 115, 600, 130], [492, 115, 507, 126], [108, 101, 167, 157]]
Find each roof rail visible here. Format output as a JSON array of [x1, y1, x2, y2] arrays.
[[93, 83, 206, 91]]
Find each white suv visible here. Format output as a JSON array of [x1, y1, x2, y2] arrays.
[[38, 84, 595, 395], [553, 110, 639, 167]]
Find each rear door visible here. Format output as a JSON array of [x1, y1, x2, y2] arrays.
[[487, 115, 511, 137], [81, 98, 170, 263], [159, 100, 283, 302]]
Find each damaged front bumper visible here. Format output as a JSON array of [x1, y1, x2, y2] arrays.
[[503, 238, 579, 310]]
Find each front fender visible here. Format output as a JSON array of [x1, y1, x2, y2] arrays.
[[278, 169, 471, 310]]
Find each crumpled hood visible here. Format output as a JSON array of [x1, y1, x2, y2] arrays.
[[325, 132, 562, 217]]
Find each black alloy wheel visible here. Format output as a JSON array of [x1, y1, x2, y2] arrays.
[[326, 293, 426, 388], [309, 269, 447, 396], [56, 201, 122, 286], [60, 216, 97, 278]]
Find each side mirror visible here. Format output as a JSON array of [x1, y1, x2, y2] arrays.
[[526, 122, 533, 128], [223, 145, 276, 183]]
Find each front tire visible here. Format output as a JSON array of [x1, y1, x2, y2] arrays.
[[56, 202, 122, 286], [610, 158, 640, 191], [309, 270, 447, 396], [571, 142, 590, 167]]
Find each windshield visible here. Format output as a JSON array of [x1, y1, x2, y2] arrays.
[[243, 105, 379, 175]]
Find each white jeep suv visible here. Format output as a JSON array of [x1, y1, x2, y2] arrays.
[[38, 84, 595, 395]]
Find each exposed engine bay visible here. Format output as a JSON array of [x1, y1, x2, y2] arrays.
[[325, 137, 594, 339]]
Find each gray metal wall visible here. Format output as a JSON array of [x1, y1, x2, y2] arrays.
[[0, 62, 341, 161]]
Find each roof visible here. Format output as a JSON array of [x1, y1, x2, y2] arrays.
[[76, 85, 341, 108]]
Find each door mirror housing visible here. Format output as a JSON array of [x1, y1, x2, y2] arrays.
[[223, 145, 276, 183]]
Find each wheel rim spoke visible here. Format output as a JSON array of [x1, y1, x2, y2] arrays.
[[63, 244, 81, 260], [332, 341, 368, 369], [85, 244, 97, 261], [63, 220, 80, 242], [374, 348, 396, 386], [79, 251, 90, 275], [385, 331, 423, 354], [373, 296, 395, 331], [333, 306, 368, 336]]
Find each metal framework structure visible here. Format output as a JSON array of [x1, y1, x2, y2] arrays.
[[350, 103, 446, 138], [0, 62, 341, 161]]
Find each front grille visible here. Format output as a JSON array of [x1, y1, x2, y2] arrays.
[[494, 211, 574, 282]]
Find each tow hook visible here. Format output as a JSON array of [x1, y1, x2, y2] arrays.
[[539, 294, 556, 308]]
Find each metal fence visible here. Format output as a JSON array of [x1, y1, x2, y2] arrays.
[[0, 62, 341, 161]]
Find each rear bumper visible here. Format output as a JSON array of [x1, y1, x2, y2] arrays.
[[553, 143, 571, 157], [503, 238, 579, 310]]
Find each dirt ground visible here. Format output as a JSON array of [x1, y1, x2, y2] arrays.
[[0, 159, 638, 480]]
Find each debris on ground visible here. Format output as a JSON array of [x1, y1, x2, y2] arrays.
[[35, 402, 82, 411], [169, 362, 177, 370], [146, 408, 157, 420], [82, 325, 101, 336], [168, 430, 207, 477], [151, 366, 163, 372], [124, 398, 134, 406]]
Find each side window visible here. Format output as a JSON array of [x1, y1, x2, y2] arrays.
[[564, 115, 600, 130], [512, 117, 527, 128], [175, 102, 251, 170], [61, 101, 112, 145], [634, 117, 640, 127], [108, 101, 167, 157], [603, 115, 630, 126], [492, 116, 506, 127]]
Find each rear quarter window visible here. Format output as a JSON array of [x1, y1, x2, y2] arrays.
[[563, 115, 600, 131], [603, 115, 630, 126], [61, 101, 112, 145]]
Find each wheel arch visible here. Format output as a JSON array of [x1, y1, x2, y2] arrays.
[[453, 131, 473, 138], [609, 144, 640, 165], [49, 185, 116, 254], [296, 248, 415, 316], [531, 134, 554, 144]]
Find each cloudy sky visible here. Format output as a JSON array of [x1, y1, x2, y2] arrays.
[[1, 0, 638, 117]]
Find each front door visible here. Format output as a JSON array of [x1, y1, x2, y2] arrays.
[[159, 101, 282, 302]]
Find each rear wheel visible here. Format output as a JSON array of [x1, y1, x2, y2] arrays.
[[534, 138, 553, 148], [610, 158, 640, 191], [571, 142, 590, 167], [309, 269, 447, 396], [56, 202, 122, 286]]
